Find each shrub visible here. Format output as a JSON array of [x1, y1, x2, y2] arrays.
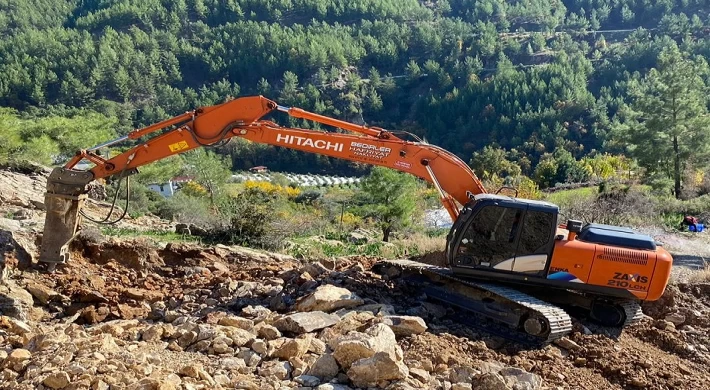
[[295, 189, 323, 205], [270, 173, 290, 187], [156, 192, 215, 227], [648, 173, 675, 197], [181, 181, 208, 197], [211, 194, 275, 247], [205, 186, 316, 250], [653, 194, 710, 225], [534, 150, 591, 189], [688, 264, 710, 284], [553, 184, 656, 226], [243, 180, 301, 199], [340, 211, 361, 228], [393, 233, 446, 257]]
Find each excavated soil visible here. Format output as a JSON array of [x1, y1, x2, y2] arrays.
[[1, 167, 710, 390]]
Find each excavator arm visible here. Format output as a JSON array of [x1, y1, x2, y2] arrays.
[[40, 95, 486, 264]]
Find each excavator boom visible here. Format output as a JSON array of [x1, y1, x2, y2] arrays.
[[40, 95, 485, 264]]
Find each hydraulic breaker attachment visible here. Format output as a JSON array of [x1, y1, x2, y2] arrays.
[[39, 167, 94, 264]]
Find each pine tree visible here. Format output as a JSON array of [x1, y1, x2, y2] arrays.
[[359, 167, 419, 242], [182, 149, 232, 204], [622, 45, 710, 198]]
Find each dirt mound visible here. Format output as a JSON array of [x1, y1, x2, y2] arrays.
[[412, 250, 446, 267], [24, 234, 302, 326], [637, 282, 710, 367]]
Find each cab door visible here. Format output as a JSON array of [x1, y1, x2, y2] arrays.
[[452, 204, 526, 271], [511, 209, 556, 275]]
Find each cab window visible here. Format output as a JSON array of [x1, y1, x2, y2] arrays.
[[456, 205, 522, 268], [516, 210, 554, 257]]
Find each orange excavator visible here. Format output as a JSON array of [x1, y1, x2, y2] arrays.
[[38, 95, 672, 344]]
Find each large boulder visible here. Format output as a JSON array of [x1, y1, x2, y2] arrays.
[[471, 364, 542, 390], [0, 218, 21, 232], [274, 311, 340, 334], [4, 348, 31, 370], [224, 327, 257, 347], [475, 373, 511, 390], [272, 336, 311, 360], [0, 280, 34, 321], [0, 316, 32, 335], [295, 285, 364, 313], [43, 371, 71, 389], [332, 323, 402, 369], [348, 228, 377, 244], [258, 360, 292, 380], [379, 315, 427, 337], [307, 353, 340, 381], [300, 262, 330, 277], [218, 316, 254, 330], [0, 224, 35, 275], [24, 282, 62, 305], [500, 367, 542, 390], [347, 351, 409, 387], [316, 385, 354, 390], [294, 375, 321, 387]]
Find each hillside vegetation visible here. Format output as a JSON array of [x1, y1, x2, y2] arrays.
[[1, 0, 709, 191]]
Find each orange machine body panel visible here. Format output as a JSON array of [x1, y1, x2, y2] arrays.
[[547, 239, 596, 283], [549, 237, 673, 301]]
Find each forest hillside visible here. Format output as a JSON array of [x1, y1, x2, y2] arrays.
[[0, 0, 709, 195]]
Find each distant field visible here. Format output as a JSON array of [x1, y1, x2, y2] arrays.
[[544, 186, 598, 204]]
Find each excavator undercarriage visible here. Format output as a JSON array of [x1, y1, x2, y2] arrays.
[[374, 260, 574, 345], [373, 259, 644, 345]]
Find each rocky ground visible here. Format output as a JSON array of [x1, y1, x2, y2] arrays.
[[1, 167, 710, 390]]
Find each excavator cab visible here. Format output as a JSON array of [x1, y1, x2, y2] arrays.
[[446, 193, 672, 305], [446, 194, 558, 278]]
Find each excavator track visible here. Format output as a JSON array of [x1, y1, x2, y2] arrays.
[[620, 299, 644, 327], [585, 296, 645, 327], [375, 259, 573, 346]]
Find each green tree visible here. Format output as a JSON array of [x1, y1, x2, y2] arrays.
[[134, 155, 182, 185], [368, 67, 381, 88], [359, 167, 419, 242], [469, 146, 522, 180], [257, 77, 271, 95], [405, 60, 422, 80], [0, 108, 23, 164], [20, 135, 58, 165], [621, 45, 710, 198], [533, 157, 559, 188], [182, 149, 232, 204]]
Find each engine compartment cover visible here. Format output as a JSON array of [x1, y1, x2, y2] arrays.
[[578, 223, 657, 250]]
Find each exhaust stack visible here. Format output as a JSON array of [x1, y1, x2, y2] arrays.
[[566, 219, 583, 241]]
